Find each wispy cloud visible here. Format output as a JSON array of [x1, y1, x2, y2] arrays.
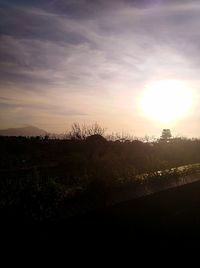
[[0, 0, 200, 135]]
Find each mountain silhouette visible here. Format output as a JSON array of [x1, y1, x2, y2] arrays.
[[0, 126, 48, 137]]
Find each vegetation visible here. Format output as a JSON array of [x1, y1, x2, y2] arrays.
[[160, 129, 172, 141], [1, 124, 200, 223]]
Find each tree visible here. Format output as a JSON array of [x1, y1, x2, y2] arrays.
[[160, 129, 172, 141], [68, 123, 106, 140]]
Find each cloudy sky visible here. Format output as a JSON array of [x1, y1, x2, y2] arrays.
[[0, 0, 200, 137]]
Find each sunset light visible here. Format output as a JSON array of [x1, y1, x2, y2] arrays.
[[140, 80, 194, 124], [2, 0, 200, 248]]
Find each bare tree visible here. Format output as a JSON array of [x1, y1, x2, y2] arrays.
[[85, 122, 106, 136], [68, 123, 106, 140]]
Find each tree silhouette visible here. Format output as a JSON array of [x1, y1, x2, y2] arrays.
[[160, 129, 172, 141], [69, 123, 106, 140]]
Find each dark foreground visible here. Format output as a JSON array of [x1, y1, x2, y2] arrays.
[[2, 179, 200, 251]]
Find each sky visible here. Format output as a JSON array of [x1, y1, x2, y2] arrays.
[[0, 0, 200, 137]]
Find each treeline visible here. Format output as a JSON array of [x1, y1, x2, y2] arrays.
[[1, 125, 200, 222], [1, 133, 200, 175]]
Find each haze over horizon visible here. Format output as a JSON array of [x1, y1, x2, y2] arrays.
[[0, 0, 200, 137]]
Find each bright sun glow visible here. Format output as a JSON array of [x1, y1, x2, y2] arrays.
[[141, 80, 194, 124]]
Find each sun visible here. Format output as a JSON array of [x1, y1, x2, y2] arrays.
[[140, 80, 194, 124]]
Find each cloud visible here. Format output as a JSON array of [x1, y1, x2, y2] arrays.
[[1, 0, 200, 84], [0, 0, 200, 134]]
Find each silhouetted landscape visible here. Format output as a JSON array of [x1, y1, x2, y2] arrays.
[[1, 124, 200, 248], [2, 0, 200, 253]]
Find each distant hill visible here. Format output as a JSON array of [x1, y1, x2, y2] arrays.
[[0, 126, 48, 137]]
